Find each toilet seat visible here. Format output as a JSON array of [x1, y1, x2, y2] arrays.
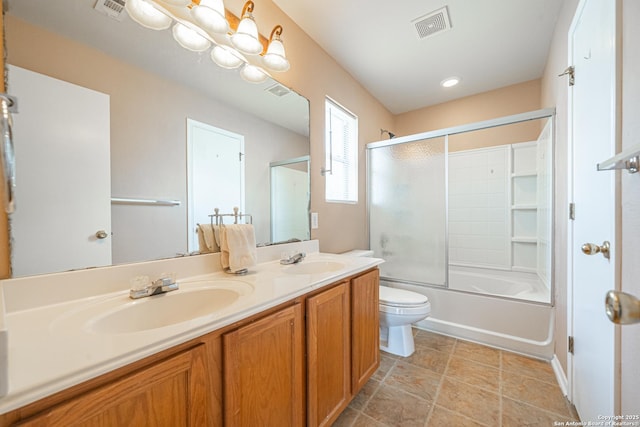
[[379, 286, 429, 308]]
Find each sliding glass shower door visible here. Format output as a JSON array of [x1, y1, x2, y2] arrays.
[[368, 136, 447, 287]]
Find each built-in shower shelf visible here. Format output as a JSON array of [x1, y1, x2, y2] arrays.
[[511, 171, 537, 178], [511, 205, 537, 210], [512, 237, 536, 243]]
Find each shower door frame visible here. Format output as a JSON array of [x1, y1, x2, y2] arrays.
[[366, 108, 556, 305]]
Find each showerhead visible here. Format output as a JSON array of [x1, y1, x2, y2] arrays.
[[380, 129, 396, 139]]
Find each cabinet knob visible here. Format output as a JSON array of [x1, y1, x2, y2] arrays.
[[95, 230, 108, 239]]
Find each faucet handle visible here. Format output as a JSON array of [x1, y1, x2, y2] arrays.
[[130, 275, 150, 291], [153, 272, 176, 287]]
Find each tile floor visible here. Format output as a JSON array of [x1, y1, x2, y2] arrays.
[[334, 329, 580, 427]]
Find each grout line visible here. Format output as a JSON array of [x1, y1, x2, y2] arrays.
[[423, 337, 457, 426]]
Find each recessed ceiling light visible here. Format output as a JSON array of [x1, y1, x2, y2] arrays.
[[441, 77, 461, 88]]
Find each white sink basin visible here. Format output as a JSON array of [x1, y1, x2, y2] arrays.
[[283, 261, 345, 275], [84, 281, 252, 334]]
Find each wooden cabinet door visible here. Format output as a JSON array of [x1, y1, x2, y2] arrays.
[[223, 304, 304, 427], [19, 346, 208, 426], [306, 282, 351, 427], [351, 269, 380, 393]]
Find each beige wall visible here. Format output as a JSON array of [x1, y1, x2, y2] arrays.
[[394, 79, 542, 137]]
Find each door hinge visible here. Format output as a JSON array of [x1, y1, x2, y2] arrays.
[[569, 203, 575, 220], [568, 336, 574, 354], [559, 66, 575, 86], [239, 152, 244, 162]]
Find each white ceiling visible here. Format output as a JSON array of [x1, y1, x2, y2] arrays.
[[273, 0, 565, 114]]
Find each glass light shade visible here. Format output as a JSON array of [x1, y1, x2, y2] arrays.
[[172, 23, 211, 52], [125, 0, 172, 30], [240, 64, 269, 83], [192, 0, 229, 34], [230, 14, 263, 55], [162, 0, 191, 5], [263, 38, 289, 72], [211, 45, 245, 69]]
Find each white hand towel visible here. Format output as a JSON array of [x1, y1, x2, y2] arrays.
[[219, 224, 257, 272], [197, 224, 220, 253]]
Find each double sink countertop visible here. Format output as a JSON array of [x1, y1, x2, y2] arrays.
[[0, 242, 382, 414]]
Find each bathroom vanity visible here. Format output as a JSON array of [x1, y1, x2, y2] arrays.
[[0, 244, 381, 426]]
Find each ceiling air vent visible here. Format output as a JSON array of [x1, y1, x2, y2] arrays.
[[411, 6, 452, 39], [94, 0, 127, 22], [266, 83, 291, 97]]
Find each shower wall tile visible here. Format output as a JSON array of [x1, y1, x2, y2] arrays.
[[449, 146, 510, 268]]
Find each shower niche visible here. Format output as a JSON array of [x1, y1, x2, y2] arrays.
[[368, 110, 554, 304]]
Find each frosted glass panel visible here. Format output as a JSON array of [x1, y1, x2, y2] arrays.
[[369, 137, 447, 286]]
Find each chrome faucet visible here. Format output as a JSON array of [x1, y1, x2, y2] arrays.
[[129, 274, 179, 299], [280, 252, 306, 265]]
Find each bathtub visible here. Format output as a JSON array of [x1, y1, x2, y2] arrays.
[[381, 274, 554, 360], [448, 265, 550, 303]]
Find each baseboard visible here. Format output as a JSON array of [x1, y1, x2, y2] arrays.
[[551, 354, 569, 397]]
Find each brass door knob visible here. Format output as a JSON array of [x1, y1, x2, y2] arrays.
[[605, 290, 640, 324], [581, 241, 610, 259], [95, 230, 108, 239]]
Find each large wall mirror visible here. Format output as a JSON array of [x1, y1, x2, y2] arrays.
[[5, 0, 311, 277]]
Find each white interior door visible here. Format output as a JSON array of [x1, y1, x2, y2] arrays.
[[569, 0, 618, 420], [270, 160, 310, 242], [187, 119, 244, 252], [9, 65, 112, 277]]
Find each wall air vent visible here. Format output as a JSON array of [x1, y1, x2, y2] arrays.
[[411, 6, 452, 39], [266, 83, 291, 97], [94, 0, 127, 21]]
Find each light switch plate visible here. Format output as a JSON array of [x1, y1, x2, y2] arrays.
[[311, 212, 318, 229]]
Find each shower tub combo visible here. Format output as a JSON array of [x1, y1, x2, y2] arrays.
[[367, 109, 555, 359]]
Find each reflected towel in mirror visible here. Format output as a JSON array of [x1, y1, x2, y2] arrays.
[[197, 224, 220, 253]]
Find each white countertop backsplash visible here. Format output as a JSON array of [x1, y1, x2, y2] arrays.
[[0, 240, 383, 414]]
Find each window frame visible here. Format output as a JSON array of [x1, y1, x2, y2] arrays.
[[323, 97, 358, 204]]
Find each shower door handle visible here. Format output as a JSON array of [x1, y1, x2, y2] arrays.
[[581, 241, 610, 260]]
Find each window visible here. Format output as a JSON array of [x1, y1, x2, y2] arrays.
[[324, 98, 358, 203]]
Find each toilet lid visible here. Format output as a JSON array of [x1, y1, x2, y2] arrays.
[[379, 286, 429, 307]]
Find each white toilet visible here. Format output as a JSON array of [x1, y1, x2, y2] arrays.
[[342, 250, 432, 357], [378, 285, 431, 357]]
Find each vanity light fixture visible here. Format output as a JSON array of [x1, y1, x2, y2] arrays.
[[440, 76, 461, 88], [230, 1, 263, 55], [124, 0, 291, 83], [262, 25, 290, 72], [125, 0, 172, 30], [172, 22, 211, 51], [191, 0, 229, 34]]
